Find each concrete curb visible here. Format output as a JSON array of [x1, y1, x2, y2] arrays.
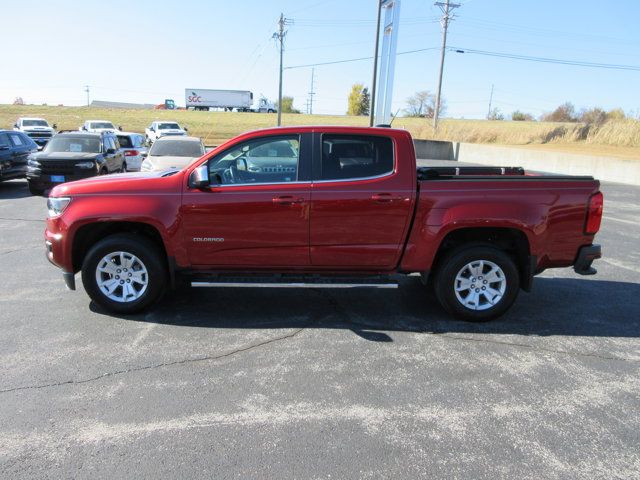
[[413, 140, 640, 185]]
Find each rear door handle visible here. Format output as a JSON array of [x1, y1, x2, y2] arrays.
[[273, 195, 305, 205], [371, 193, 393, 203]]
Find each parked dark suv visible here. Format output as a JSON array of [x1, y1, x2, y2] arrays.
[[26, 131, 125, 195], [0, 130, 38, 183]]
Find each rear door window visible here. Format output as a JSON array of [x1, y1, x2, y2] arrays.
[[0, 133, 10, 149], [318, 134, 394, 181]]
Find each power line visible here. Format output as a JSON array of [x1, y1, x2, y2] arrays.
[[450, 47, 640, 71], [284, 47, 439, 70]]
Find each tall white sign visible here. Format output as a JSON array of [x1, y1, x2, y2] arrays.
[[374, 0, 401, 126]]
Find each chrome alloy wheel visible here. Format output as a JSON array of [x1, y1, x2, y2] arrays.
[[95, 251, 149, 303], [454, 260, 506, 311]]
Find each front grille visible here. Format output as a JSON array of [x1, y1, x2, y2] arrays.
[[40, 161, 79, 175], [28, 132, 52, 139]]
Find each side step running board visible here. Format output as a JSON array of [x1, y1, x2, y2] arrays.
[[191, 276, 398, 289]]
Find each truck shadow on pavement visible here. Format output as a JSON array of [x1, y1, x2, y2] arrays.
[[91, 276, 640, 342], [0, 180, 32, 200]]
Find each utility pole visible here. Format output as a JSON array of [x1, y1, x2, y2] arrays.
[[274, 13, 292, 126], [369, 0, 383, 126], [487, 83, 494, 119], [308, 68, 315, 115], [84, 85, 90, 107], [433, 0, 459, 130]]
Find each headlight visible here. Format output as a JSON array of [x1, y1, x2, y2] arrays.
[[47, 197, 72, 217], [75, 161, 95, 169]]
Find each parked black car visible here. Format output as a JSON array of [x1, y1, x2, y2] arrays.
[[0, 130, 38, 183], [26, 131, 125, 195]]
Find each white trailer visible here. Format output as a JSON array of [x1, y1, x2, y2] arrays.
[[185, 88, 277, 113], [185, 89, 252, 111]]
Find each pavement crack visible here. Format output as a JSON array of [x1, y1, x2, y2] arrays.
[[0, 217, 44, 222], [0, 328, 305, 395], [432, 332, 638, 362]]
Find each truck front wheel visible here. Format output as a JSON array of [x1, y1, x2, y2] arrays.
[[81, 234, 167, 314], [434, 245, 520, 321]]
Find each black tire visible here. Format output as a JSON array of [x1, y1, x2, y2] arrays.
[[81, 234, 167, 314], [433, 244, 520, 322], [28, 182, 45, 196], [122, 162, 127, 173]]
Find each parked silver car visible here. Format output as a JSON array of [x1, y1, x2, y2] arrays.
[[140, 136, 205, 172], [116, 132, 148, 172]]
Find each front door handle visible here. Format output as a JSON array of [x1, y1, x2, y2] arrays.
[[273, 195, 305, 205]]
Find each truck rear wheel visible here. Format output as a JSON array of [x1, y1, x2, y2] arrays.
[[433, 245, 520, 321], [81, 234, 167, 314]]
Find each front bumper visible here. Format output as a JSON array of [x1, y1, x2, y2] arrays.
[[45, 230, 76, 290], [574, 244, 601, 275]]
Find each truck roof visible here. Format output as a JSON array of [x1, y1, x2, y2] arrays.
[[18, 117, 47, 121], [237, 125, 410, 137]]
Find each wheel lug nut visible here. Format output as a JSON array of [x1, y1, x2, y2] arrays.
[[475, 288, 480, 292], [482, 287, 486, 290], [471, 284, 475, 288], [117, 269, 121, 273], [115, 275, 119, 279], [127, 279, 130, 283], [120, 280, 124, 284]]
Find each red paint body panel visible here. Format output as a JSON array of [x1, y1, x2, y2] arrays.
[[45, 126, 601, 279]]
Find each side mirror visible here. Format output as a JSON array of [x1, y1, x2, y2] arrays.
[[189, 165, 210, 189], [141, 152, 148, 158], [81, 126, 87, 131], [106, 148, 116, 154], [13, 124, 18, 128], [118, 125, 123, 131], [150, 127, 155, 132], [184, 126, 189, 132], [52, 123, 58, 129]]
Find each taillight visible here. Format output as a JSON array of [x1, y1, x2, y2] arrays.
[[124, 150, 139, 156], [585, 191, 603, 235]]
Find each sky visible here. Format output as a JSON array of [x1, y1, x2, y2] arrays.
[[1, 0, 639, 119]]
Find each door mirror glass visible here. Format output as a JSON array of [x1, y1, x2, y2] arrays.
[[189, 165, 210, 189], [106, 148, 116, 154]]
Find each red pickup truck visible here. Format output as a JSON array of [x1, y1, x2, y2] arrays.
[[45, 126, 603, 321]]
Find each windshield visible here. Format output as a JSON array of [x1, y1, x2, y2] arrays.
[[158, 123, 180, 130], [149, 140, 203, 157], [90, 122, 114, 129], [22, 119, 49, 127], [45, 137, 101, 153]]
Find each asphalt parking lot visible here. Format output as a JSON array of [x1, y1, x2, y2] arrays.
[[0, 175, 638, 479]]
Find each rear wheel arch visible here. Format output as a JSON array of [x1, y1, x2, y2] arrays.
[[431, 227, 532, 289]]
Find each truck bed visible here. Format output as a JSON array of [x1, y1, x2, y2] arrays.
[[417, 165, 594, 181]]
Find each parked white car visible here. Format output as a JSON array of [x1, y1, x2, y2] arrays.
[[14, 117, 57, 149], [145, 121, 188, 143], [80, 120, 120, 133], [116, 132, 148, 172], [140, 136, 204, 172]]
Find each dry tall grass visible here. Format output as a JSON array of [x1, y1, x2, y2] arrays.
[[1, 105, 639, 151]]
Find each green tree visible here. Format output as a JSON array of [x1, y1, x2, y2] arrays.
[[347, 83, 369, 116], [511, 110, 535, 121], [278, 96, 300, 114]]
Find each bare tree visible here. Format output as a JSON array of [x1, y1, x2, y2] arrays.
[[404, 91, 446, 118]]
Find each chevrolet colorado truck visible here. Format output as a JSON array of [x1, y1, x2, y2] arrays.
[[44, 126, 603, 321]]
